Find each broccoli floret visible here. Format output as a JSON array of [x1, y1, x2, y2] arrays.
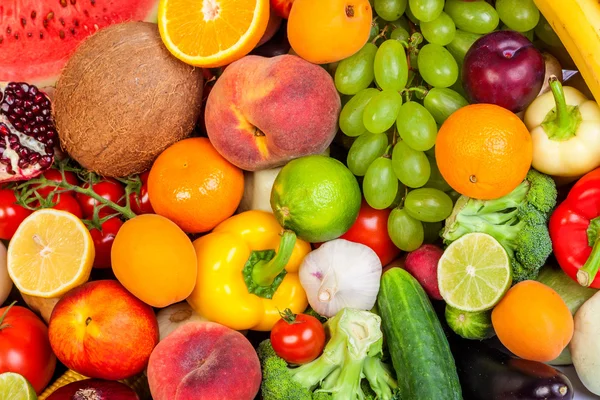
[[258, 309, 398, 400], [442, 170, 557, 282]]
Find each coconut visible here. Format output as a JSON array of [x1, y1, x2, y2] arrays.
[[53, 22, 203, 177]]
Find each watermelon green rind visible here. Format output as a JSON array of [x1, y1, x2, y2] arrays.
[[0, 0, 159, 87]]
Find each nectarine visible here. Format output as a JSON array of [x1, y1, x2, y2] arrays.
[[205, 55, 340, 171]]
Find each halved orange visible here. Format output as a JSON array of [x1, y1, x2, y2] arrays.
[[158, 0, 270, 68], [7, 209, 94, 298]]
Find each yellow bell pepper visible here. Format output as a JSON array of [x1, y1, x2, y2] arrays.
[[186, 210, 311, 331]]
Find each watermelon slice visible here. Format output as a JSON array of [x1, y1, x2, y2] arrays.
[[0, 0, 159, 87]]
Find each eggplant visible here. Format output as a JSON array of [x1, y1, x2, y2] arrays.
[[450, 337, 574, 400]]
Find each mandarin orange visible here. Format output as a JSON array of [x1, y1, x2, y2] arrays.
[[147, 137, 244, 233], [435, 104, 533, 200]]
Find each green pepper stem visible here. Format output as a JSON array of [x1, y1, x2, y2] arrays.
[[542, 76, 582, 141], [578, 237, 600, 287], [251, 230, 297, 287]]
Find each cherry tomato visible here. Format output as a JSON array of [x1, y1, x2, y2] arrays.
[[89, 217, 124, 269], [270, 310, 326, 365], [76, 179, 126, 218], [34, 169, 79, 198], [0, 190, 31, 240], [339, 200, 401, 266], [51, 193, 83, 219], [0, 304, 56, 394], [128, 172, 154, 215]]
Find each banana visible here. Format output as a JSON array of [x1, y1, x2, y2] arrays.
[[534, 0, 600, 103]]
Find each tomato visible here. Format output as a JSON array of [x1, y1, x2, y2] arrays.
[[51, 193, 83, 218], [0, 190, 32, 240], [339, 200, 401, 266], [76, 179, 126, 218], [129, 172, 154, 215], [34, 169, 79, 198], [0, 304, 56, 394], [270, 310, 326, 365], [89, 217, 124, 269]]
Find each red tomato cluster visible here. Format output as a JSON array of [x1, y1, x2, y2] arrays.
[[0, 169, 154, 269]]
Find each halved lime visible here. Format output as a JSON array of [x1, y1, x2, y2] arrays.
[[0, 372, 37, 400], [438, 232, 512, 312]]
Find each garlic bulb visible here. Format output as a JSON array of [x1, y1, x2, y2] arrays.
[[156, 302, 207, 341], [299, 239, 382, 318]]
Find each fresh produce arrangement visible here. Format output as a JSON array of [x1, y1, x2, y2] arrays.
[[2, 0, 600, 399]]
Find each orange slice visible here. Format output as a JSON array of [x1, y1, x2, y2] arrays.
[[158, 0, 270, 68], [7, 209, 94, 298]]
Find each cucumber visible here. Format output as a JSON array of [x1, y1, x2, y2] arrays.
[[377, 268, 462, 399]]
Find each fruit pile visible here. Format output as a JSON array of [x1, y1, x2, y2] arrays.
[[1, 0, 600, 399]]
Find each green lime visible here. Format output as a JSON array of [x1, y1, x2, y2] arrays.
[[0, 372, 37, 400], [270, 155, 361, 242], [438, 232, 512, 312], [445, 304, 495, 340]]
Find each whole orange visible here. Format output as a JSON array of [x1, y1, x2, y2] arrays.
[[111, 214, 198, 308], [148, 137, 244, 233], [287, 0, 372, 64], [491, 280, 574, 362], [435, 104, 533, 200]]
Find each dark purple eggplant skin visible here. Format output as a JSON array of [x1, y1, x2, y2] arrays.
[[450, 337, 574, 400]]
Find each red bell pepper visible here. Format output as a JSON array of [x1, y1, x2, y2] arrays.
[[550, 167, 600, 288]]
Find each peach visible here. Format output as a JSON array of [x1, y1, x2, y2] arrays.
[[205, 54, 341, 171], [147, 322, 261, 400]]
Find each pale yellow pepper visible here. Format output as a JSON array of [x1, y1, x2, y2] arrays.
[[186, 210, 311, 331]]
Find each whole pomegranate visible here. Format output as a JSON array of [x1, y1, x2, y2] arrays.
[[0, 82, 55, 181]]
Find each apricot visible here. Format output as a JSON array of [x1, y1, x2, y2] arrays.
[[288, 0, 373, 64]]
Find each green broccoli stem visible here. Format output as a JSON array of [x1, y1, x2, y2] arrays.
[[331, 357, 365, 400], [363, 357, 397, 400], [577, 216, 600, 287], [542, 76, 582, 141], [251, 230, 297, 286]]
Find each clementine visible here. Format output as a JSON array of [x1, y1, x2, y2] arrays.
[[435, 104, 533, 200], [111, 214, 198, 308], [287, 0, 372, 64], [148, 137, 244, 233], [491, 280, 574, 362]]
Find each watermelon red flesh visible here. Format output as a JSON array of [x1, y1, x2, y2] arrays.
[[0, 0, 159, 87]]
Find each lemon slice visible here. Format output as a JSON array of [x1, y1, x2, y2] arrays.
[[8, 209, 94, 298], [438, 232, 512, 312], [0, 372, 37, 400]]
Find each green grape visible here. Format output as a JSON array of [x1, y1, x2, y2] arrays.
[[389, 16, 411, 31], [499, 25, 534, 42], [374, 40, 409, 91], [409, 0, 444, 23], [421, 12, 456, 46], [404, 188, 453, 222], [335, 43, 377, 95], [534, 15, 562, 48], [391, 27, 410, 42], [375, 0, 408, 22], [396, 102, 437, 151], [425, 156, 452, 192], [391, 141, 430, 188], [446, 29, 482, 67], [423, 221, 443, 244], [417, 44, 459, 88], [388, 208, 424, 251], [425, 147, 436, 159], [446, 189, 462, 204], [339, 88, 380, 137], [369, 18, 386, 43], [495, 0, 539, 32], [423, 87, 469, 124], [445, 0, 499, 34], [405, 4, 420, 25], [347, 132, 389, 176], [363, 90, 403, 134], [391, 182, 407, 207], [363, 157, 399, 210]]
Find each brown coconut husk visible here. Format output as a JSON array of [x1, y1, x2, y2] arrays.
[[53, 22, 203, 177]]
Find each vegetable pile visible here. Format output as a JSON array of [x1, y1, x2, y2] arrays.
[[1, 0, 600, 399]]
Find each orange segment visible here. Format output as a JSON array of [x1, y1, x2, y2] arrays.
[[7, 209, 94, 298], [158, 0, 270, 67]]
